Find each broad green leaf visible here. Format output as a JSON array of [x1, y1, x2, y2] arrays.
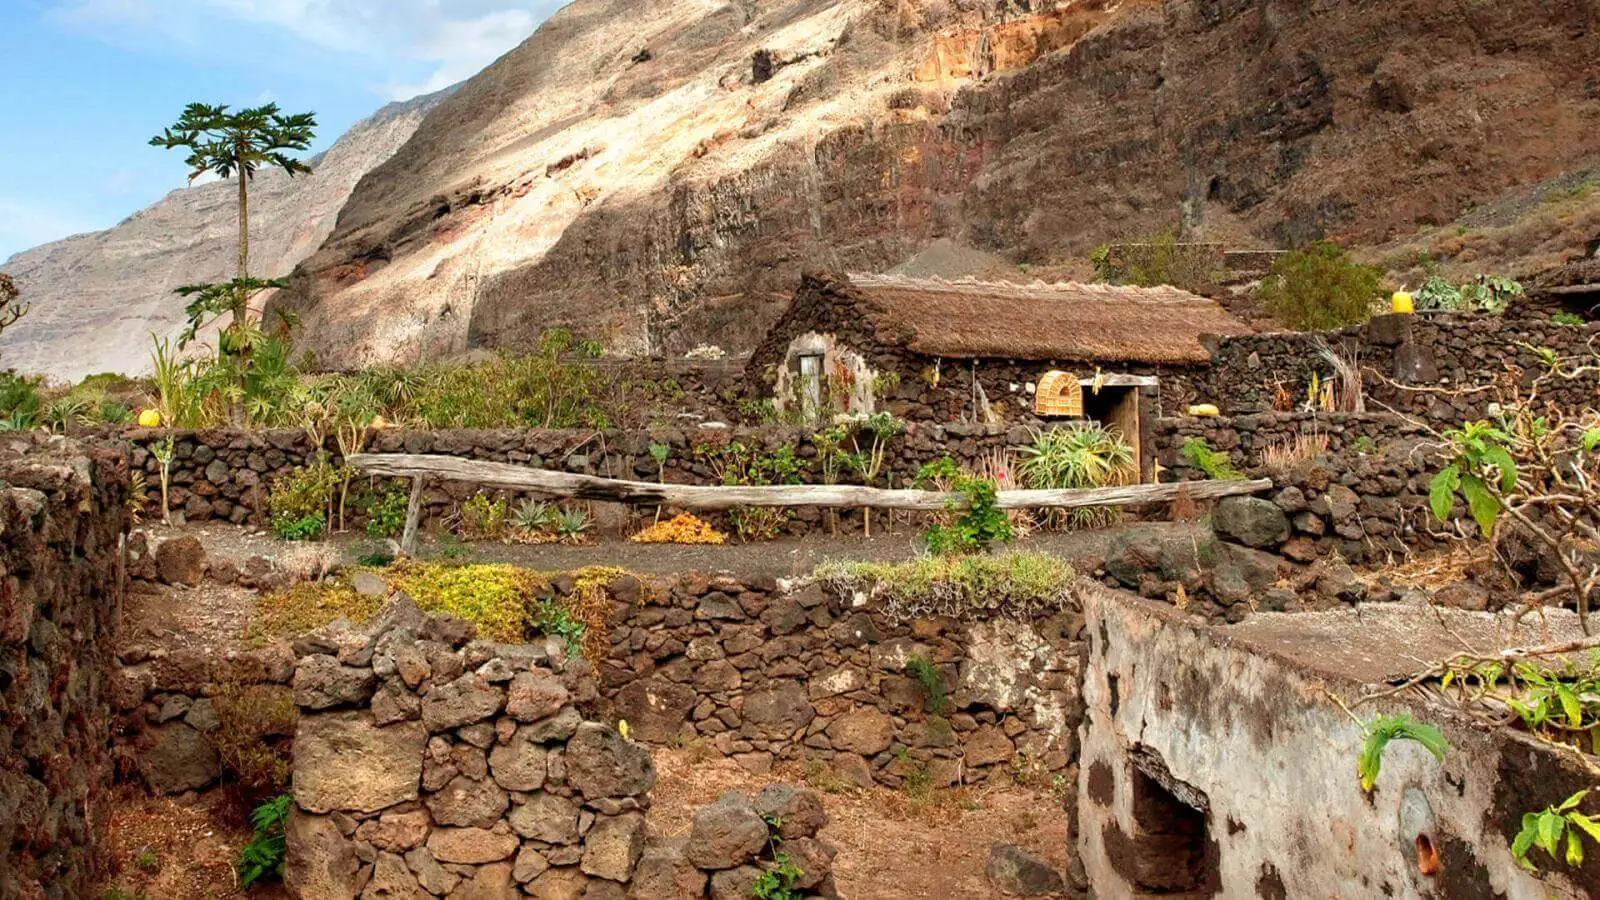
[[1429, 467, 1461, 522], [1512, 814, 1540, 867], [1584, 428, 1600, 453], [1559, 789, 1590, 812], [1565, 828, 1584, 866], [1557, 685, 1584, 728], [1460, 474, 1501, 537], [1481, 445, 1519, 492], [1569, 812, 1600, 843], [1538, 811, 1565, 856]]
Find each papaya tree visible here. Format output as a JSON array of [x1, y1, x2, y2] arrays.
[[150, 103, 316, 346]]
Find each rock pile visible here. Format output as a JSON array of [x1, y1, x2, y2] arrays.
[[638, 785, 839, 899]]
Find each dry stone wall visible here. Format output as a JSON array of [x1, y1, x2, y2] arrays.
[[280, 594, 841, 899], [122, 424, 1034, 532], [1156, 411, 1448, 565], [1194, 310, 1600, 420], [0, 434, 129, 899], [599, 572, 1084, 791]]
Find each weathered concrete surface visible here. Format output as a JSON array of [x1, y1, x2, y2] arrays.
[[1078, 586, 1597, 899]]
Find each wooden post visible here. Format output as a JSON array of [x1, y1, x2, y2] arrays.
[[399, 476, 426, 557]]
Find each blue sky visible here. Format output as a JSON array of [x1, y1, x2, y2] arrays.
[[0, 0, 564, 262]]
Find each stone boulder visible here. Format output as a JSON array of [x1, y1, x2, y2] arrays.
[[738, 683, 815, 740], [285, 811, 361, 900], [294, 712, 426, 814], [986, 844, 1066, 896], [154, 534, 206, 586], [752, 784, 828, 840], [1212, 497, 1289, 549], [611, 678, 696, 743], [581, 813, 646, 882], [824, 709, 894, 756], [421, 675, 505, 731], [509, 792, 580, 844], [136, 722, 220, 794], [685, 793, 768, 870], [505, 670, 569, 722], [631, 838, 707, 899], [565, 723, 656, 800], [426, 774, 510, 828], [294, 654, 377, 709]]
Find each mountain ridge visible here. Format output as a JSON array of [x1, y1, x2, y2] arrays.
[[0, 86, 456, 381]]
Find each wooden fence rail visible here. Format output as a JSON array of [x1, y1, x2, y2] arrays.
[[345, 453, 1272, 552]]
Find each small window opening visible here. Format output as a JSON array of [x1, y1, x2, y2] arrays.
[[1129, 749, 1220, 894], [798, 354, 824, 422]]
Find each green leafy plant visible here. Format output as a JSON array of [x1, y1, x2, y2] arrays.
[[457, 493, 510, 540], [1180, 439, 1244, 481], [832, 412, 905, 537], [555, 507, 592, 543], [815, 552, 1076, 622], [364, 486, 409, 538], [904, 653, 949, 715], [1356, 714, 1449, 793], [1258, 240, 1382, 330], [1414, 275, 1464, 312], [1089, 232, 1218, 293], [1460, 274, 1524, 315], [513, 500, 559, 534], [151, 436, 176, 525], [698, 441, 805, 541], [920, 463, 1015, 555], [0, 370, 42, 429], [1553, 311, 1587, 327], [236, 794, 293, 888], [1512, 789, 1600, 870], [1427, 421, 1518, 537], [1018, 424, 1137, 529], [267, 461, 339, 541], [751, 853, 805, 900], [532, 599, 587, 657]]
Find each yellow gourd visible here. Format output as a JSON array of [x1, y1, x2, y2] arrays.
[[1188, 404, 1221, 418], [137, 408, 162, 428], [1391, 291, 1414, 314]]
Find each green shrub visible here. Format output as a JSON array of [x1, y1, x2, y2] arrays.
[[1017, 425, 1136, 529], [210, 682, 297, 799], [918, 459, 1014, 555], [267, 462, 339, 541], [815, 552, 1077, 622], [0, 370, 42, 428], [387, 561, 546, 642], [1552, 311, 1587, 327], [237, 795, 292, 888], [1181, 439, 1245, 480], [456, 493, 510, 540], [698, 442, 806, 541], [1258, 240, 1382, 330], [247, 579, 386, 645], [363, 486, 408, 538], [1090, 232, 1217, 293]]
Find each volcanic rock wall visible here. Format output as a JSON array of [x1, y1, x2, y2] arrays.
[[277, 0, 1600, 367], [0, 435, 128, 898]]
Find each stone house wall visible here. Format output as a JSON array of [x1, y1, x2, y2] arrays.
[[1077, 586, 1598, 898], [0, 434, 129, 898]]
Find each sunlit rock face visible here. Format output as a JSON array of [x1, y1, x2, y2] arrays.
[[271, 0, 1600, 371]]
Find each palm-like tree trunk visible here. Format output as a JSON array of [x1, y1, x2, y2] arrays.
[[235, 156, 250, 330]]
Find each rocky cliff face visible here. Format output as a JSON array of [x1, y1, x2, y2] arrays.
[[260, 0, 1596, 369], [0, 89, 451, 381]]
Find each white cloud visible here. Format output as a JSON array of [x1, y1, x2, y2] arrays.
[[50, 0, 563, 100]]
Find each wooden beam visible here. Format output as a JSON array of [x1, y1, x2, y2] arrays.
[[346, 453, 1271, 511]]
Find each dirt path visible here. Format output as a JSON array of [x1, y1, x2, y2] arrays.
[[649, 749, 1075, 899]]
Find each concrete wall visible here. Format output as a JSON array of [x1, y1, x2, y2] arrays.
[[1077, 586, 1597, 899]]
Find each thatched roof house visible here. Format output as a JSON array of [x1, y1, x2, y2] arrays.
[[833, 273, 1251, 364], [747, 272, 1251, 473]]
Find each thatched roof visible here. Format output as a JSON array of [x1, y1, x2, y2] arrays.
[[837, 273, 1252, 364]]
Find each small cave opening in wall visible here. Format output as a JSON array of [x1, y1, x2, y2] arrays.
[[1128, 746, 1221, 895]]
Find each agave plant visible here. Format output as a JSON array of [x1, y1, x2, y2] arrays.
[[555, 507, 592, 543], [1017, 424, 1136, 530], [513, 500, 558, 533]]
